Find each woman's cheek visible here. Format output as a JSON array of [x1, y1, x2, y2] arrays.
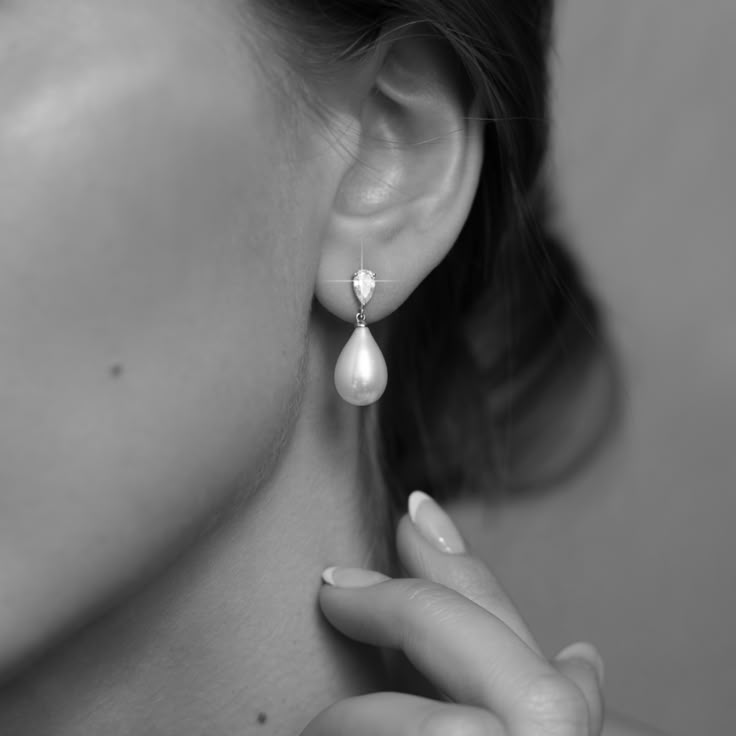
[[0, 11, 313, 673]]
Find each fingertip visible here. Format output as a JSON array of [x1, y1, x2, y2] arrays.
[[322, 566, 338, 586], [408, 490, 432, 524], [321, 566, 391, 588], [554, 641, 605, 687], [404, 490, 467, 555]]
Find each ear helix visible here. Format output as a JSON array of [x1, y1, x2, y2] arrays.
[[333, 268, 388, 406]]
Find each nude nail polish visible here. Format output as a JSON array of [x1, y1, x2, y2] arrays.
[[321, 566, 391, 588], [408, 490, 466, 554]]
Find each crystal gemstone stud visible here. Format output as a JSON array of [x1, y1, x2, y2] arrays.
[[352, 269, 376, 307]]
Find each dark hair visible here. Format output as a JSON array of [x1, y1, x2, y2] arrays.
[[248, 1, 616, 556]]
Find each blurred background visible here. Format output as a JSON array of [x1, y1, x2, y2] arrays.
[[450, 2, 736, 734]]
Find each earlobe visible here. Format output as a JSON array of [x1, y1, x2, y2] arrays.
[[314, 27, 484, 324]]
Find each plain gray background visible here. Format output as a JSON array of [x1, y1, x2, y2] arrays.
[[451, 2, 736, 734]]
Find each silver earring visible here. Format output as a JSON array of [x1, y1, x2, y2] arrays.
[[334, 268, 388, 406]]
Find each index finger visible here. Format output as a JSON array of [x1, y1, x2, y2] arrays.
[[319, 575, 588, 733]]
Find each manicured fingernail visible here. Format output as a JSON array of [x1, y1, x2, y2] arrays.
[[321, 566, 391, 588], [555, 641, 605, 686], [408, 490, 466, 554]]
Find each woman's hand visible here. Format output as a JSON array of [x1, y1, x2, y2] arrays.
[[303, 490, 605, 735]]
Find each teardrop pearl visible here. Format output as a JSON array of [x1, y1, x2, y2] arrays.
[[334, 325, 388, 406]]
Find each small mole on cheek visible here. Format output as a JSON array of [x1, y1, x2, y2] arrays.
[[108, 364, 124, 379], [256, 712, 268, 725]]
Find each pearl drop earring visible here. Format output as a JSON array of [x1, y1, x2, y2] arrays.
[[333, 268, 388, 406]]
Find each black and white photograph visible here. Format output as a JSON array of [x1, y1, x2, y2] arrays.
[[0, 1, 732, 734]]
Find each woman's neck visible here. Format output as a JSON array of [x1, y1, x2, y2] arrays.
[[0, 328, 393, 735]]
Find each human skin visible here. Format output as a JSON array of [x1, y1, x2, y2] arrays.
[[0, 0, 664, 733], [0, 0, 485, 732], [0, 0, 322, 668]]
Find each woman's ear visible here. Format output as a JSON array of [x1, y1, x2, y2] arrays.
[[314, 26, 484, 323]]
